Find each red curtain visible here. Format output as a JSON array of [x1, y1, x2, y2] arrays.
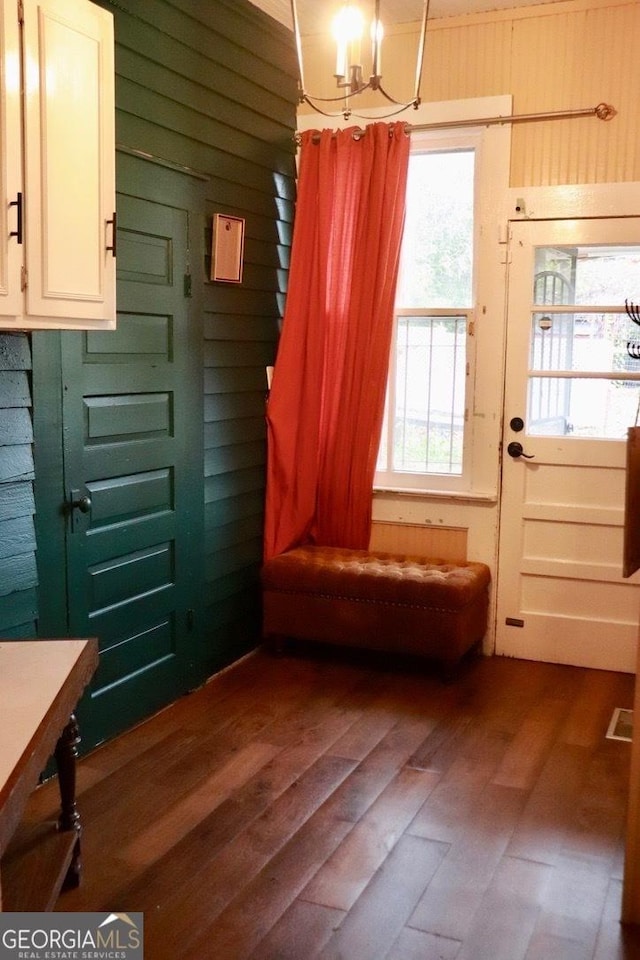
[[264, 121, 410, 560]]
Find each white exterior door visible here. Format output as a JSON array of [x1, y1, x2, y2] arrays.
[[496, 217, 640, 672]]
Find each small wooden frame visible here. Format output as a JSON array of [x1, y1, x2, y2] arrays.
[[211, 214, 245, 283]]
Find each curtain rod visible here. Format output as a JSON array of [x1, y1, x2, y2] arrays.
[[297, 102, 616, 144], [411, 101, 615, 132]]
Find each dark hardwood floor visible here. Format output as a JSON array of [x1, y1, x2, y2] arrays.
[[27, 646, 640, 958]]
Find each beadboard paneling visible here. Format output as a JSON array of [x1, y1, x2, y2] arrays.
[[300, 0, 640, 187], [510, 2, 639, 186], [369, 520, 468, 561]]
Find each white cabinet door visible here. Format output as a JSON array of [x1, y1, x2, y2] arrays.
[[0, 2, 22, 322], [0, 0, 115, 330]]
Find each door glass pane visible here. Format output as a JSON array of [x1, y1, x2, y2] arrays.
[[530, 312, 640, 373], [527, 244, 640, 439], [528, 377, 640, 438], [534, 245, 640, 306]]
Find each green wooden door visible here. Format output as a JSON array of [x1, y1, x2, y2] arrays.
[[33, 157, 204, 751]]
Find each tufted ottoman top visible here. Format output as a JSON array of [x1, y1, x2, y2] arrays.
[[261, 545, 490, 610]]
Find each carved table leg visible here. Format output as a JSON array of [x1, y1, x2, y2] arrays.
[[54, 714, 82, 890]]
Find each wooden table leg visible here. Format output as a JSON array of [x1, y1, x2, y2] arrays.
[[54, 714, 82, 890]]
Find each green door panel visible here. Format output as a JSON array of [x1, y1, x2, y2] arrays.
[[34, 161, 205, 752]]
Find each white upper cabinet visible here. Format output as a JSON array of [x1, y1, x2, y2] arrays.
[[1, 0, 115, 330], [0, 4, 22, 321]]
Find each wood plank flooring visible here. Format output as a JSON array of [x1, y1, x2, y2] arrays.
[[24, 647, 640, 959]]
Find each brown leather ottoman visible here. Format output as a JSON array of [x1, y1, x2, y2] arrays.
[[261, 545, 491, 673]]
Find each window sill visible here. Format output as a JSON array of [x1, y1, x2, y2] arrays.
[[373, 486, 498, 504]]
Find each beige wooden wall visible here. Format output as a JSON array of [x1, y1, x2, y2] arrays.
[[299, 0, 639, 187]]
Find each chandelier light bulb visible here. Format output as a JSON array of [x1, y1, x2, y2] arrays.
[[332, 4, 364, 79], [332, 4, 365, 46], [370, 17, 383, 80]]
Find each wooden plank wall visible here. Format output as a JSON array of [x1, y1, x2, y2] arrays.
[[0, 0, 296, 669], [0, 335, 38, 637], [104, 0, 297, 672]]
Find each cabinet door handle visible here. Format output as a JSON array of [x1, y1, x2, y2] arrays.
[[9, 192, 23, 244], [106, 211, 117, 258]]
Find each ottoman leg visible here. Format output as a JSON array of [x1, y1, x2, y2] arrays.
[[266, 633, 287, 657], [440, 659, 463, 684], [440, 640, 483, 683]]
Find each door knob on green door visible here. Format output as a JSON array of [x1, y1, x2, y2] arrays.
[[70, 494, 92, 513]]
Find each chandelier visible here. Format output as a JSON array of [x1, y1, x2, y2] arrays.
[[290, 1, 431, 119]]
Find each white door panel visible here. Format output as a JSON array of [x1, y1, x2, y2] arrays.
[[496, 217, 640, 672]]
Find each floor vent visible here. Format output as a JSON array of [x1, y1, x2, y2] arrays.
[[606, 707, 633, 742]]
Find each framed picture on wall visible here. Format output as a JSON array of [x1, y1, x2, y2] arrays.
[[211, 214, 245, 283]]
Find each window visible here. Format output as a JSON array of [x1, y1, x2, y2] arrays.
[[375, 134, 478, 491]]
